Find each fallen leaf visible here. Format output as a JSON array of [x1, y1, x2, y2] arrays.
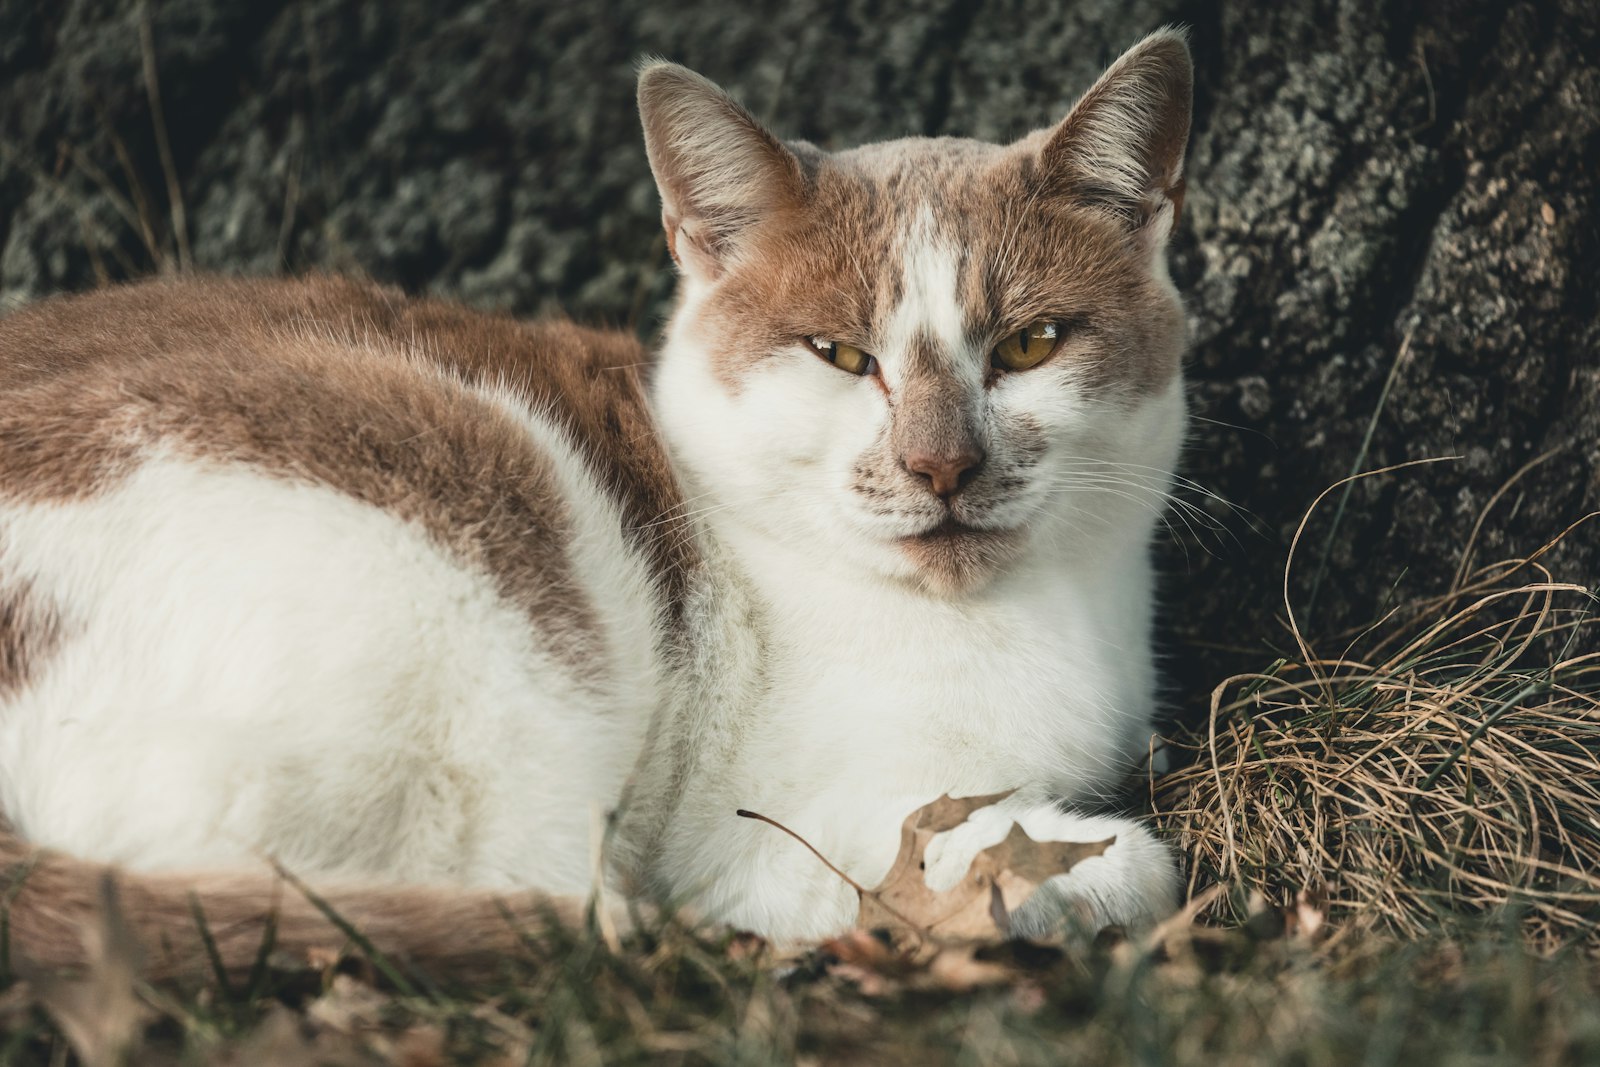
[[819, 929, 909, 972], [861, 792, 1112, 943], [858, 791, 1013, 939], [923, 943, 1013, 991], [743, 793, 1114, 994], [393, 1025, 448, 1067], [305, 944, 344, 972], [305, 973, 390, 1034], [1290, 885, 1330, 941], [725, 931, 770, 962], [32, 876, 151, 1067]]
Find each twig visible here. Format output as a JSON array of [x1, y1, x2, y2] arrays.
[[83, 85, 163, 266], [1404, 40, 1438, 138], [276, 115, 304, 269], [1451, 448, 1564, 593], [1305, 326, 1415, 625], [138, 0, 191, 272], [735, 809, 928, 933], [589, 802, 622, 954], [736, 809, 868, 895], [1285, 456, 1460, 692]]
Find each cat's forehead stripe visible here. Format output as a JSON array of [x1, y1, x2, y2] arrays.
[[881, 205, 967, 383]]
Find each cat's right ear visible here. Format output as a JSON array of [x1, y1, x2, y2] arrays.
[[1037, 29, 1193, 250], [637, 61, 803, 281]]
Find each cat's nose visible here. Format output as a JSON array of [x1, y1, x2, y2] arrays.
[[904, 447, 984, 498]]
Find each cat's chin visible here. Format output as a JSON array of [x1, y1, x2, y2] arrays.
[[895, 520, 1025, 595]]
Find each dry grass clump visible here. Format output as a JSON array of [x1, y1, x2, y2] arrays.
[[1153, 508, 1600, 950]]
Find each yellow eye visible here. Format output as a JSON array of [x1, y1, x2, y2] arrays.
[[808, 337, 878, 376], [992, 320, 1062, 371]]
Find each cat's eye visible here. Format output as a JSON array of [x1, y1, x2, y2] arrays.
[[807, 337, 878, 377], [992, 321, 1063, 372]]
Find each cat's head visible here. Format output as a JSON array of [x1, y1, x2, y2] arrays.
[[640, 31, 1192, 594]]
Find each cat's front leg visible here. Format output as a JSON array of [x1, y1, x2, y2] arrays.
[[921, 800, 1179, 936]]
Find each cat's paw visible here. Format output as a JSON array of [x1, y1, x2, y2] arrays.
[[1005, 811, 1179, 937], [923, 803, 1178, 937]]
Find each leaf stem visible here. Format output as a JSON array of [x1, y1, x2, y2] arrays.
[[735, 809, 929, 934]]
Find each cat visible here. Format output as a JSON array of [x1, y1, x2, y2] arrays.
[[0, 28, 1192, 974]]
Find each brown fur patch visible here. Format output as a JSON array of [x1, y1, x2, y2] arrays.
[[890, 338, 982, 474], [0, 573, 61, 698], [0, 817, 595, 982], [898, 523, 1026, 594], [691, 136, 1185, 401], [0, 276, 696, 656]]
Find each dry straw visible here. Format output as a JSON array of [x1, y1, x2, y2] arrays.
[[1152, 462, 1600, 950]]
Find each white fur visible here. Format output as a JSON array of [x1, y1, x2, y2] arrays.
[[636, 520, 1179, 937], [0, 427, 664, 895], [881, 206, 973, 383], [642, 194, 1187, 938]]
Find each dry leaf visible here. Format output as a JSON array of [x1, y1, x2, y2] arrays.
[[742, 790, 1113, 995], [725, 931, 770, 962], [859, 792, 1112, 944], [1237, 884, 1333, 943], [1290, 886, 1329, 941], [305, 973, 391, 1034], [393, 1025, 449, 1067], [819, 928, 902, 968], [305, 944, 344, 972], [923, 943, 1013, 991], [817, 930, 914, 996], [32, 876, 151, 1067], [857, 790, 1015, 939], [222, 1006, 322, 1067]]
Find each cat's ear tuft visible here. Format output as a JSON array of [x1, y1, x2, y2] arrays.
[[637, 61, 803, 280], [1038, 28, 1193, 246]]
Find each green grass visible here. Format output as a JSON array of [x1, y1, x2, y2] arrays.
[[5, 915, 1600, 1065]]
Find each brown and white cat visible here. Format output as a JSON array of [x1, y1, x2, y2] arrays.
[[0, 29, 1192, 971]]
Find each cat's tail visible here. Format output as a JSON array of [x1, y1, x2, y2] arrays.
[[0, 818, 592, 983]]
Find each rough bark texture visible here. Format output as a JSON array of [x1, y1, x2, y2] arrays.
[[1, 0, 1595, 712]]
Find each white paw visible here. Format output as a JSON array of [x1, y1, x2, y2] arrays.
[[1007, 815, 1179, 936], [923, 802, 1179, 936], [921, 802, 1015, 891]]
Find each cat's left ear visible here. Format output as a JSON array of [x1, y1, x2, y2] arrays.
[[1038, 28, 1193, 250], [637, 61, 804, 281]]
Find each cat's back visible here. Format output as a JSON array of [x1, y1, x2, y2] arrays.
[[0, 276, 687, 888], [0, 274, 693, 615], [0, 275, 690, 588]]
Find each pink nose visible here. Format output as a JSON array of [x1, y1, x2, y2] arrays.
[[904, 448, 984, 498]]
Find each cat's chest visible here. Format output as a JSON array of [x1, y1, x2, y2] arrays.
[[745, 570, 1143, 797]]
